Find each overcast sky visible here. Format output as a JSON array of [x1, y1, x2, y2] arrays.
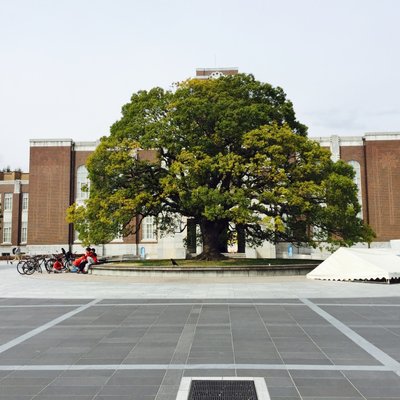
[[1, 0, 399, 171]]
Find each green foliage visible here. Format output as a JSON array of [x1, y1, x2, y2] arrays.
[[67, 73, 374, 254]]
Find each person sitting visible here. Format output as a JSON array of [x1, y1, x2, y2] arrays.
[[83, 248, 98, 274], [73, 247, 97, 274], [71, 256, 85, 273], [72, 247, 91, 273], [52, 257, 63, 273]]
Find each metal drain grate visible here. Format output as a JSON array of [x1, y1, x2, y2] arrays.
[[176, 377, 270, 400], [188, 380, 258, 400]]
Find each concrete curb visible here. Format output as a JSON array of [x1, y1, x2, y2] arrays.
[[91, 263, 320, 277]]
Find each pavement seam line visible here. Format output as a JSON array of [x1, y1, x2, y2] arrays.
[[0, 363, 393, 371], [3, 302, 400, 308], [0, 299, 102, 354], [300, 297, 400, 372]]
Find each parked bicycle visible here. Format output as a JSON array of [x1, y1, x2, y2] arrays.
[[16, 255, 51, 275], [51, 248, 74, 273], [16, 249, 75, 275]]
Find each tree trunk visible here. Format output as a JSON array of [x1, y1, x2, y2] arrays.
[[186, 218, 197, 254], [197, 220, 229, 260], [237, 223, 246, 253]]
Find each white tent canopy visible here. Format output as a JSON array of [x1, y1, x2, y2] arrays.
[[307, 247, 400, 282]]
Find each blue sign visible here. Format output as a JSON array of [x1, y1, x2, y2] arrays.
[[288, 244, 293, 257], [140, 247, 146, 259]]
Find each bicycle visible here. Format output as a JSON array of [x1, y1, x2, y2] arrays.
[[48, 249, 75, 273], [16, 255, 43, 275]]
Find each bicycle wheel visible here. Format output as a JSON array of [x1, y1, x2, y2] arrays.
[[17, 260, 28, 275], [44, 258, 53, 273], [23, 261, 35, 275], [62, 259, 72, 272]]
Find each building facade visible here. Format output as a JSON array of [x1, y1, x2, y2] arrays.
[[1, 133, 400, 259], [23, 139, 186, 259], [317, 133, 400, 243], [0, 171, 29, 256]]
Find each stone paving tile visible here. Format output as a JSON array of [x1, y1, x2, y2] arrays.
[[51, 375, 111, 386], [268, 386, 302, 397], [322, 305, 400, 326], [0, 370, 60, 379], [0, 385, 45, 396], [365, 398, 400, 400], [0, 298, 90, 306], [314, 297, 400, 305], [107, 369, 165, 386], [0, 375, 57, 386], [302, 398, 363, 400], [0, 306, 76, 328], [34, 396, 95, 400], [155, 394, 177, 400], [293, 377, 364, 397], [0, 328, 38, 347], [236, 369, 292, 377], [269, 398, 301, 400], [342, 371, 400, 398], [237, 368, 299, 399], [80, 343, 133, 359], [0, 397, 33, 400], [95, 397, 156, 400], [154, 384, 179, 395], [282, 305, 332, 325], [183, 369, 236, 377], [159, 369, 183, 386], [37, 384, 102, 396], [289, 370, 345, 378], [58, 369, 114, 378], [350, 326, 400, 362], [96, 384, 159, 397]]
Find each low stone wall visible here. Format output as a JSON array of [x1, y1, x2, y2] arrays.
[[91, 264, 319, 277]]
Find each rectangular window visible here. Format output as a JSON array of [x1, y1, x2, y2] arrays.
[[142, 216, 156, 240], [21, 221, 28, 243], [2, 222, 11, 243], [22, 193, 29, 210], [4, 193, 12, 211]]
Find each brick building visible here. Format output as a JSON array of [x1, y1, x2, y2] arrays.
[[275, 132, 400, 258], [0, 171, 29, 256], [17, 139, 186, 259], [1, 131, 399, 259], [317, 133, 400, 243]]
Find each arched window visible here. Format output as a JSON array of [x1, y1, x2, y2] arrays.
[[348, 160, 363, 218], [76, 165, 90, 201]]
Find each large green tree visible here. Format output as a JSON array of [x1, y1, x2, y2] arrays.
[[67, 74, 374, 259]]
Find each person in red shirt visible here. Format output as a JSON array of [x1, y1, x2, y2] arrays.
[[52, 258, 63, 273], [73, 247, 98, 274], [83, 248, 98, 273], [73, 247, 90, 273]]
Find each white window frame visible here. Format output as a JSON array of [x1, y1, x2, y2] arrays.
[[20, 221, 28, 243], [22, 193, 29, 211], [2, 222, 12, 243], [76, 165, 90, 201], [4, 193, 12, 211], [142, 216, 156, 241]]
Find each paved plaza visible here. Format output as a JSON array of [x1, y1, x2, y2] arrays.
[[1, 261, 400, 399]]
